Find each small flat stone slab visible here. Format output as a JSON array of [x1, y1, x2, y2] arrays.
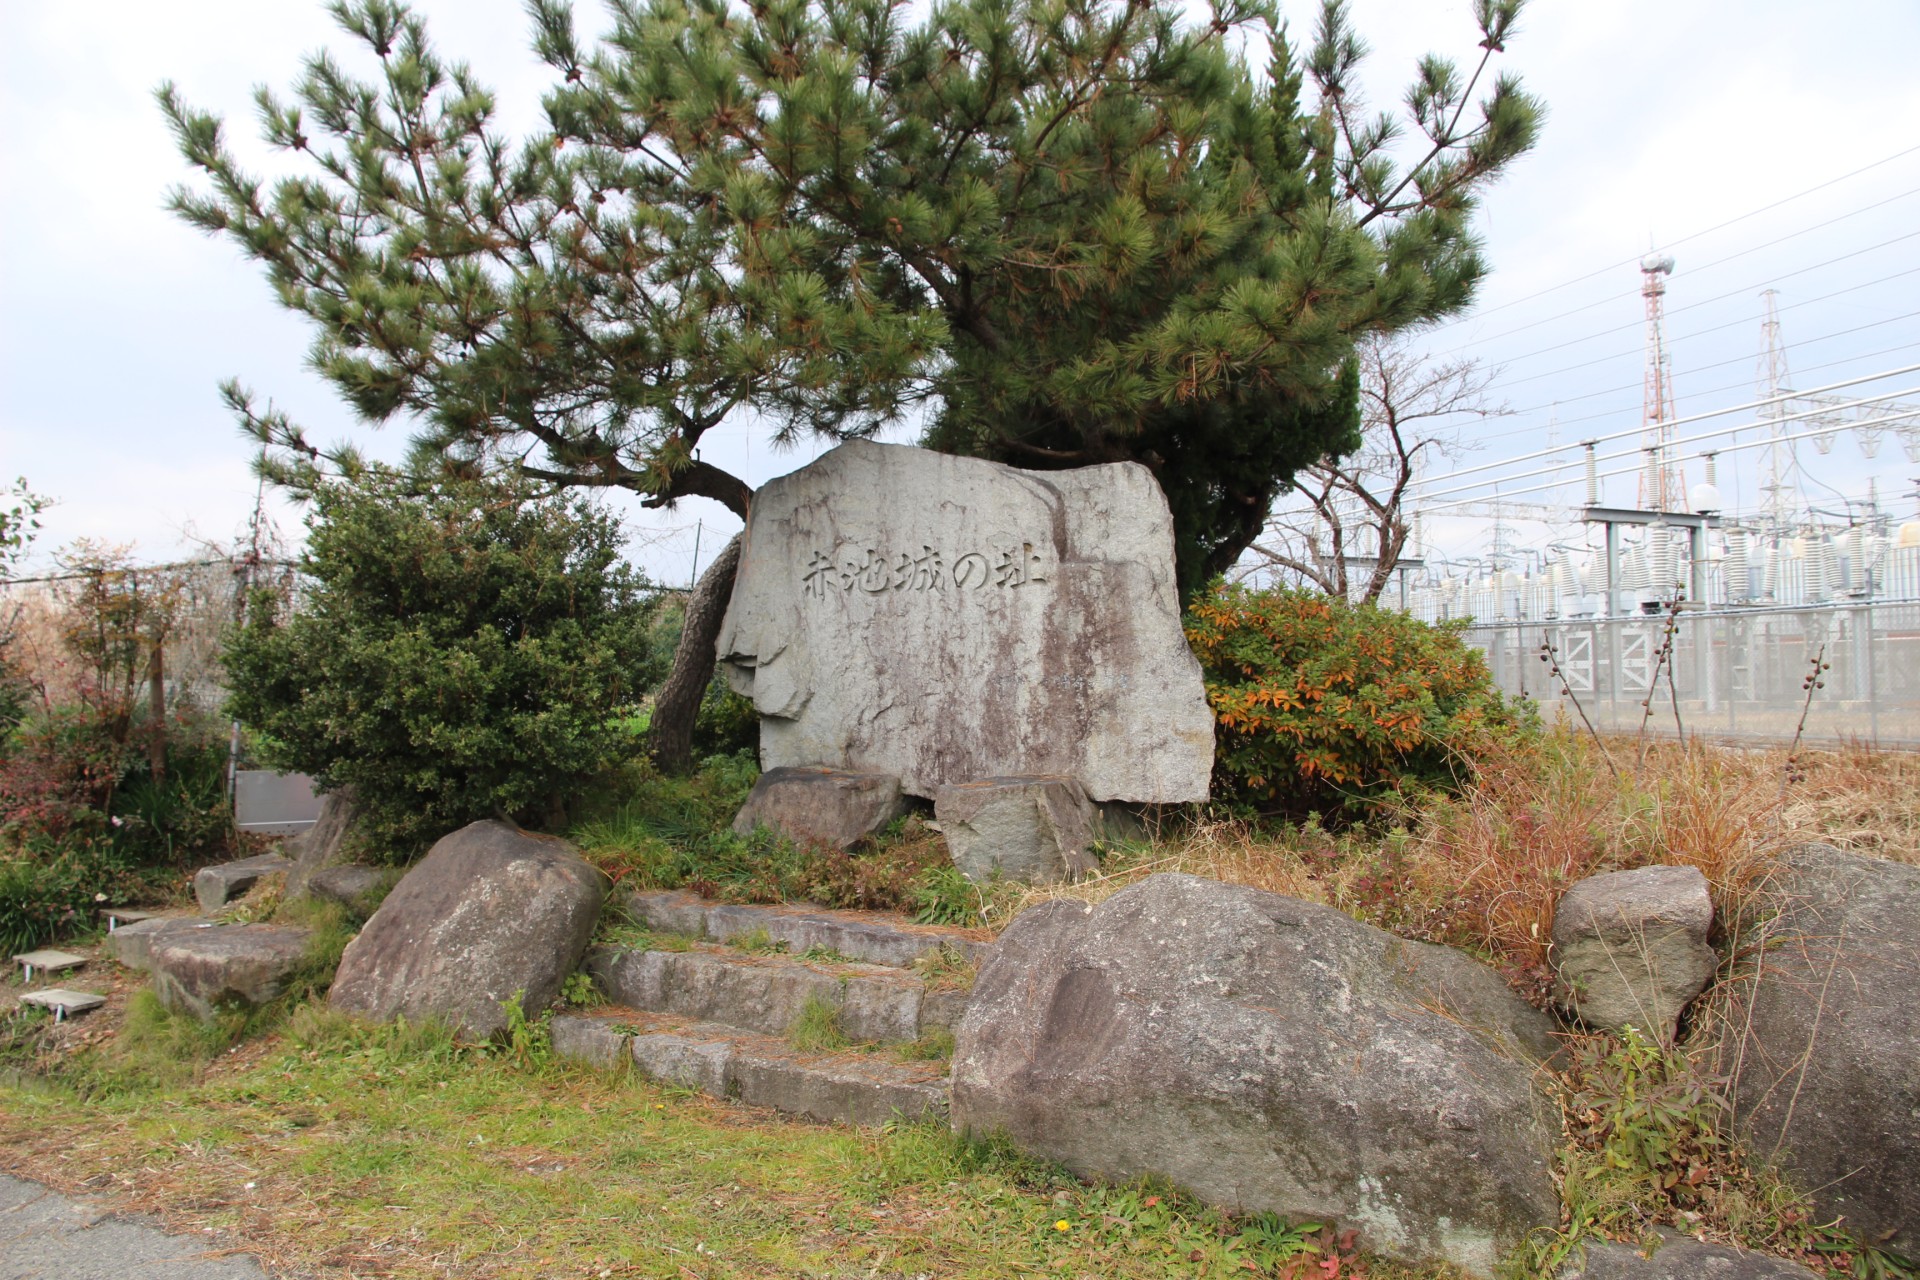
[[13, 950, 86, 980], [100, 908, 157, 930], [19, 988, 106, 1021], [192, 853, 293, 913]]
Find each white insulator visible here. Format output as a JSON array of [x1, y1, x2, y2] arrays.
[[1836, 530, 1861, 593], [1620, 546, 1648, 592], [1805, 536, 1837, 601], [1724, 530, 1750, 601], [1763, 544, 1780, 599], [1650, 527, 1678, 594]]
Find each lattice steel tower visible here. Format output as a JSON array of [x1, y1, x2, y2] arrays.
[[1638, 252, 1680, 511]]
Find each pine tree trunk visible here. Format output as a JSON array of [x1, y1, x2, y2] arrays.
[[647, 534, 743, 775]]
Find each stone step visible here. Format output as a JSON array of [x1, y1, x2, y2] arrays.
[[622, 889, 994, 969], [587, 942, 970, 1045], [193, 854, 294, 913], [551, 1011, 949, 1128], [104, 916, 222, 971]]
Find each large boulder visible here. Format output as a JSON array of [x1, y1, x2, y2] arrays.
[[934, 776, 1099, 884], [952, 874, 1562, 1275], [730, 766, 910, 848], [329, 821, 607, 1039], [148, 924, 314, 1020], [1552, 865, 1717, 1042], [285, 788, 360, 900], [1727, 844, 1919, 1255], [715, 440, 1213, 804]]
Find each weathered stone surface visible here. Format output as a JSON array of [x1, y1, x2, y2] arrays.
[[307, 865, 390, 916], [623, 890, 995, 967], [587, 945, 938, 1043], [104, 917, 217, 971], [329, 821, 607, 1039], [1552, 865, 1717, 1041], [284, 788, 359, 900], [192, 853, 292, 913], [951, 873, 1561, 1275], [1728, 844, 1920, 1256], [1562, 1234, 1822, 1280], [148, 924, 313, 1020], [935, 776, 1099, 884], [550, 1013, 949, 1125], [730, 766, 910, 848], [551, 1015, 629, 1070], [716, 440, 1213, 803]]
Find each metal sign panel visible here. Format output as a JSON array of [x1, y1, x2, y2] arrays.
[[235, 770, 322, 835]]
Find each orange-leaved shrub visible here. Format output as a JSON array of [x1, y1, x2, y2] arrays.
[[1184, 584, 1533, 817]]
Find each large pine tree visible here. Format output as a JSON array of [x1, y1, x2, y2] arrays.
[[163, 0, 1538, 767]]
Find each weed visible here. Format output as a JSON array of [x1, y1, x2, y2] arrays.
[[499, 990, 551, 1068], [728, 927, 789, 955], [788, 994, 850, 1052], [594, 918, 695, 952], [913, 863, 984, 926], [892, 1025, 955, 1062], [909, 943, 977, 991], [796, 943, 853, 964], [560, 970, 600, 1008]]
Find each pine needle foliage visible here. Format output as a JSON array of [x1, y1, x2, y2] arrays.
[[161, 0, 1538, 589], [537, 0, 1542, 587]]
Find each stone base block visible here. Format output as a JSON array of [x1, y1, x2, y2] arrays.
[[731, 766, 911, 848], [934, 776, 1099, 885], [148, 924, 314, 1020]]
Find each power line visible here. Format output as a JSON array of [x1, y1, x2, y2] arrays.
[[1418, 405, 1920, 514], [1467, 333, 1920, 448], [1482, 270, 1920, 395], [1416, 375, 1920, 501], [1424, 142, 1920, 331], [1430, 184, 1920, 357], [1459, 244, 1920, 373]]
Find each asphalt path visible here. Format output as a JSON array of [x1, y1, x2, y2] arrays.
[[0, 1173, 269, 1279]]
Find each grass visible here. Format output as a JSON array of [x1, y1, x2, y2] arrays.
[[787, 994, 850, 1053], [9, 731, 1917, 1278], [0, 1005, 1369, 1280]]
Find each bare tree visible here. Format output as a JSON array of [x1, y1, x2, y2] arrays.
[[1246, 335, 1503, 604]]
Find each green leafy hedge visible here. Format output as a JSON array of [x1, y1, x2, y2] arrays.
[[1185, 584, 1531, 816], [225, 470, 663, 854]]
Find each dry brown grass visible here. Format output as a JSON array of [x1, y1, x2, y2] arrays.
[[1003, 731, 1919, 996]]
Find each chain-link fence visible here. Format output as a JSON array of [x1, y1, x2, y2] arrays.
[[1462, 601, 1920, 746]]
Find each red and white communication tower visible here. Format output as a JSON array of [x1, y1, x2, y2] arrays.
[[1638, 252, 1681, 511]]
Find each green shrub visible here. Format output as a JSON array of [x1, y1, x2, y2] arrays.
[[1184, 583, 1531, 817], [225, 468, 665, 853]]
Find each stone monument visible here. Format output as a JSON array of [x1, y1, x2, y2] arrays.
[[716, 440, 1212, 807]]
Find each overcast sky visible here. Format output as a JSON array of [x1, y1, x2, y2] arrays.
[[4, 0, 1918, 584]]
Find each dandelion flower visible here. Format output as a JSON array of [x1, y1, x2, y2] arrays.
[[1054, 1220, 1071, 1232]]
